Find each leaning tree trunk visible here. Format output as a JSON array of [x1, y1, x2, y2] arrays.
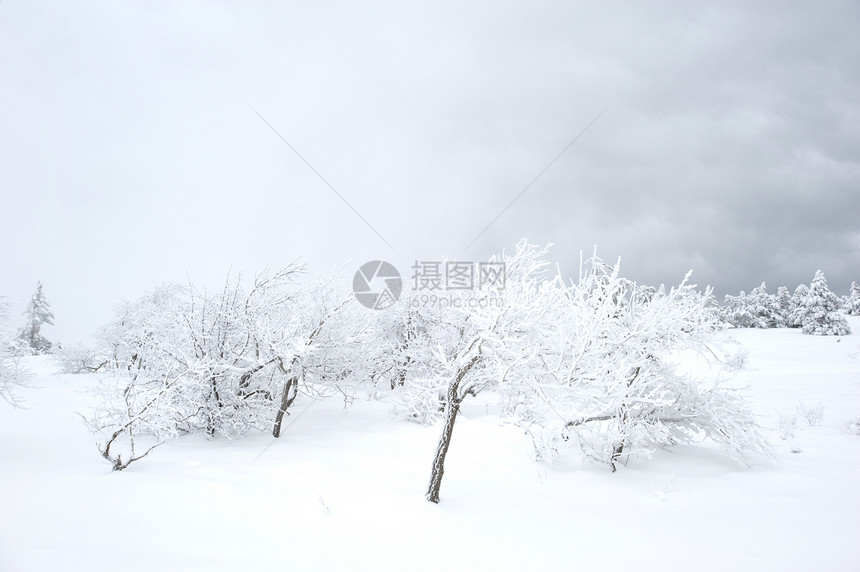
[[272, 375, 298, 438], [271, 315, 333, 438], [425, 393, 462, 503], [425, 353, 480, 503]]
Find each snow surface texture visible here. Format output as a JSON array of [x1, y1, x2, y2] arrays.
[[2, 318, 860, 571]]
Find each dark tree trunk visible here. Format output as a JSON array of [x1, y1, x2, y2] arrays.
[[425, 394, 461, 503], [270, 315, 333, 437], [393, 354, 412, 389], [610, 441, 624, 473], [238, 360, 271, 396], [207, 375, 223, 437], [425, 352, 480, 503], [272, 376, 298, 438]]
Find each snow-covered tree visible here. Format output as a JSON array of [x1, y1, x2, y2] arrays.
[[269, 281, 374, 437], [418, 242, 768, 502], [796, 271, 850, 336], [746, 282, 781, 328], [386, 302, 471, 424], [18, 282, 54, 354], [722, 291, 755, 328], [87, 264, 365, 470], [775, 286, 793, 327], [788, 284, 809, 328], [845, 281, 860, 316], [1, 298, 30, 406], [506, 252, 768, 472], [87, 284, 197, 469], [84, 245, 773, 483], [721, 283, 784, 329], [424, 240, 563, 503]]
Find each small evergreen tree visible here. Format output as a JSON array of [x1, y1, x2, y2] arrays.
[[788, 284, 809, 328], [775, 286, 792, 327], [18, 282, 54, 355], [797, 271, 850, 336], [845, 281, 860, 316]]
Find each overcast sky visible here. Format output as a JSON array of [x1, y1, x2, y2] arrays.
[[2, 1, 859, 344]]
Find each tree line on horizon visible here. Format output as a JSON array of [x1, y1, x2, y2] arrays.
[[720, 271, 856, 335]]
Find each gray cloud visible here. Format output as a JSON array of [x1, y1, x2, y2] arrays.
[[1, 0, 859, 343]]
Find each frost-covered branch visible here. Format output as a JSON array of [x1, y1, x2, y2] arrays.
[[0, 298, 31, 407]]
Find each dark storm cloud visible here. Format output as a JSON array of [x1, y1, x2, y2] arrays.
[[473, 1, 860, 297]]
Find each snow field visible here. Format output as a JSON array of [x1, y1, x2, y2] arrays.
[[1, 318, 859, 571]]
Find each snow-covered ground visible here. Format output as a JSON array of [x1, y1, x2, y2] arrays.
[[2, 319, 860, 571]]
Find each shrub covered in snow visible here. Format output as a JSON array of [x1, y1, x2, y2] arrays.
[[778, 412, 798, 440], [723, 344, 749, 371], [796, 270, 850, 336], [747, 282, 783, 328], [722, 291, 756, 328], [507, 252, 768, 472], [788, 284, 809, 328], [844, 281, 860, 316], [797, 402, 824, 427], [847, 415, 860, 436], [87, 265, 368, 470], [722, 283, 786, 329], [0, 298, 30, 406], [54, 344, 105, 374]]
